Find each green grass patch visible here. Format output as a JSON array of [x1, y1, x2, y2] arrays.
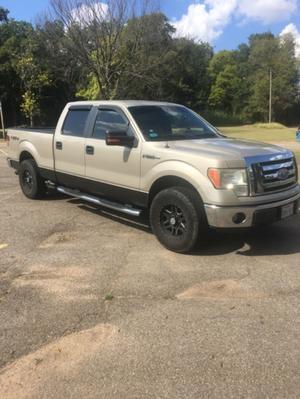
[[253, 122, 286, 129], [218, 124, 297, 142], [104, 293, 114, 301]]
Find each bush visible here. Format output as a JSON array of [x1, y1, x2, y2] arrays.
[[199, 110, 248, 126], [253, 122, 286, 129]]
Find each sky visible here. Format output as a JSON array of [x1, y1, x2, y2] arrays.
[[1, 0, 300, 53]]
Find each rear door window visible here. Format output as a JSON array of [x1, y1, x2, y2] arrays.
[[62, 109, 90, 137]]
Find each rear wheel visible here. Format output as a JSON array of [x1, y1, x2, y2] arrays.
[[150, 186, 207, 253], [19, 159, 46, 199]]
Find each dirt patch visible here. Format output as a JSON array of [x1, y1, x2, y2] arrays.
[[39, 231, 78, 248], [177, 279, 266, 300], [14, 265, 96, 302], [0, 324, 118, 399]]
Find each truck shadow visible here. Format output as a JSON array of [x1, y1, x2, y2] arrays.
[[194, 220, 300, 257], [39, 191, 69, 201], [68, 198, 300, 257], [70, 200, 151, 234]]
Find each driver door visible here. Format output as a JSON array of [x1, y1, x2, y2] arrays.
[[84, 106, 141, 197]]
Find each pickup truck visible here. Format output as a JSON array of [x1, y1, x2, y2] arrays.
[[7, 100, 300, 253]]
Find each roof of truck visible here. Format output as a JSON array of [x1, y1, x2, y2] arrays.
[[67, 100, 181, 108]]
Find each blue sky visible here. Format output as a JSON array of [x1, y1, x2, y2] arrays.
[[2, 0, 300, 53]]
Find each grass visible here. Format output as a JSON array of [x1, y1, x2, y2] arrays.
[[218, 124, 300, 164], [293, 151, 300, 164], [218, 124, 297, 142], [104, 293, 114, 301], [253, 122, 286, 129]]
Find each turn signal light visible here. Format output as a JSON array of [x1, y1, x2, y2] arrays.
[[207, 168, 221, 188]]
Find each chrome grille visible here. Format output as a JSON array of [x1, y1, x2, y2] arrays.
[[251, 156, 298, 195]]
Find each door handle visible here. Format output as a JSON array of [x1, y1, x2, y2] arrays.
[[56, 141, 63, 150], [86, 145, 94, 155]]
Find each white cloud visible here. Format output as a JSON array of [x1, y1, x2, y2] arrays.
[[173, 0, 237, 43], [173, 0, 298, 43], [70, 2, 108, 25], [280, 23, 300, 57], [238, 0, 297, 24]]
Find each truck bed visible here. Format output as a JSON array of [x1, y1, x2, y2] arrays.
[[8, 127, 55, 135], [7, 127, 55, 172]]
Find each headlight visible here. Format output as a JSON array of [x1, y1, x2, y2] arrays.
[[208, 168, 249, 197]]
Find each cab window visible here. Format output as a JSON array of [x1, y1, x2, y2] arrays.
[[62, 109, 90, 137], [92, 109, 129, 139]]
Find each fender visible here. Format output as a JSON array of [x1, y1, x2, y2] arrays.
[[18, 138, 54, 171], [18, 140, 40, 165], [141, 160, 212, 200]]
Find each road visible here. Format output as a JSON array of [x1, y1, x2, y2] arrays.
[[0, 141, 300, 398]]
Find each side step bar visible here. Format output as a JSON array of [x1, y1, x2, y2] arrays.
[[56, 186, 142, 217]]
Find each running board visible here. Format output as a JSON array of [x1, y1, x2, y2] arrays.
[[56, 186, 142, 217]]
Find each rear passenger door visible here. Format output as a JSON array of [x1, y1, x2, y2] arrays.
[[85, 106, 141, 192], [54, 106, 91, 185]]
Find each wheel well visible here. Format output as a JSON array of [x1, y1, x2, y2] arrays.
[[148, 176, 201, 205], [19, 151, 34, 163]]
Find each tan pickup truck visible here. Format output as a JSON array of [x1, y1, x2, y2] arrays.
[[7, 100, 300, 252]]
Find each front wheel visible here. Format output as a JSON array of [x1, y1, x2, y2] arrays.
[[150, 187, 207, 253], [19, 159, 46, 199]]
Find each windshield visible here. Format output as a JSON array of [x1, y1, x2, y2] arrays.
[[128, 105, 220, 141]]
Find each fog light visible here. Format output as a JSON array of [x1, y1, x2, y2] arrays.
[[232, 212, 246, 224]]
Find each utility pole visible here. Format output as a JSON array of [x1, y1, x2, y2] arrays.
[[0, 101, 5, 140], [269, 68, 272, 124]]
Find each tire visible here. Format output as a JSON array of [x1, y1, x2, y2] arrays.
[[150, 186, 207, 253], [19, 159, 46, 199]]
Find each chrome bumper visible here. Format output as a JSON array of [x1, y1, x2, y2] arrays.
[[204, 193, 300, 228]]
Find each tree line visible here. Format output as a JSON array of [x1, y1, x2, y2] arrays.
[[0, 0, 299, 128]]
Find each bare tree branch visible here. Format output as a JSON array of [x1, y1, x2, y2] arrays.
[[47, 0, 161, 99]]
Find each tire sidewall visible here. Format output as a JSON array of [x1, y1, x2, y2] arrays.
[[19, 159, 40, 199], [150, 187, 201, 253]]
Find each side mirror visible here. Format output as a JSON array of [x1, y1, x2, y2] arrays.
[[105, 130, 135, 147]]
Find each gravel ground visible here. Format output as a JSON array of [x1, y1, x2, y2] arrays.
[[0, 142, 300, 399]]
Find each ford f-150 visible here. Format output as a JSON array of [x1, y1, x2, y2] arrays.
[[7, 101, 300, 252]]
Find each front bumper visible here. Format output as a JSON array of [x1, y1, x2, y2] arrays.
[[204, 193, 300, 228]]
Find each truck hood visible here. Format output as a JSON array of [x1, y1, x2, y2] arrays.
[[168, 138, 289, 157], [160, 138, 292, 167]]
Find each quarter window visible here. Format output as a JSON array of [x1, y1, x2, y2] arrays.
[[92, 109, 129, 139], [62, 109, 90, 137]]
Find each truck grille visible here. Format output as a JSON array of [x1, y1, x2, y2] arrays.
[[251, 156, 298, 195]]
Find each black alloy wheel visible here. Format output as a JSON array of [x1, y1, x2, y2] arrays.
[[19, 159, 46, 199], [160, 204, 187, 237], [150, 186, 207, 253]]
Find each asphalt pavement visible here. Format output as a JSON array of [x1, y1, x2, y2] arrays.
[[0, 142, 300, 398]]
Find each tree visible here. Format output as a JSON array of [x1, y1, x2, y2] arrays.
[[161, 38, 213, 108], [49, 0, 158, 100], [35, 20, 83, 124], [207, 33, 298, 123], [247, 33, 298, 122], [115, 12, 176, 100], [0, 16, 33, 126], [208, 51, 244, 115], [0, 7, 9, 23], [15, 30, 51, 126]]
